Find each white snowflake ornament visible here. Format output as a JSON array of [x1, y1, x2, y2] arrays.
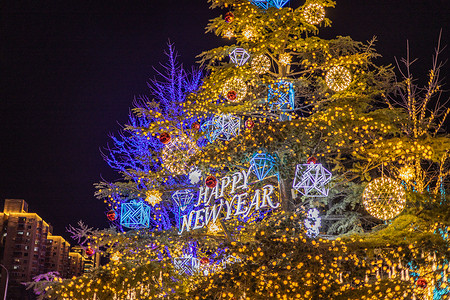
[[293, 162, 332, 197]]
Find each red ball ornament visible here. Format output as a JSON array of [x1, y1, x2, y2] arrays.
[[227, 90, 237, 101], [224, 12, 234, 23], [159, 132, 171, 144], [245, 119, 255, 129], [417, 278, 427, 288], [205, 176, 217, 188], [192, 122, 200, 130], [307, 157, 317, 164], [200, 257, 210, 264], [86, 248, 95, 257], [106, 210, 116, 221]]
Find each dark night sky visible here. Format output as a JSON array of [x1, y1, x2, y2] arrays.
[[0, 0, 449, 241]]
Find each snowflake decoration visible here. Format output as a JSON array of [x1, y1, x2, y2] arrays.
[[189, 168, 202, 185], [362, 177, 406, 220], [222, 77, 247, 102], [201, 114, 241, 143], [325, 66, 352, 92], [229, 48, 251, 66], [304, 208, 321, 238], [249, 152, 277, 181], [173, 255, 201, 276], [120, 200, 151, 229], [293, 163, 332, 197], [207, 221, 224, 235], [161, 135, 199, 175], [172, 189, 195, 212], [267, 80, 295, 111], [303, 3, 325, 25]]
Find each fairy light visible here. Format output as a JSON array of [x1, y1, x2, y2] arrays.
[[251, 54, 271, 74], [222, 77, 248, 102], [303, 3, 326, 25], [362, 177, 406, 220], [399, 165, 415, 182], [145, 189, 162, 206], [161, 135, 199, 175], [278, 53, 291, 66], [325, 66, 352, 91], [242, 27, 256, 40]]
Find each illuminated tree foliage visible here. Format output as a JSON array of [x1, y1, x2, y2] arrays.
[[27, 1, 450, 300]]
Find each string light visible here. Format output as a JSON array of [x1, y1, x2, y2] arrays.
[[325, 66, 352, 91], [161, 135, 199, 175], [278, 53, 291, 66], [222, 77, 248, 102]]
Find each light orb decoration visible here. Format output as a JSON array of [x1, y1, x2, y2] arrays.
[[145, 189, 162, 206], [325, 66, 352, 92], [303, 3, 325, 25], [251, 54, 271, 74], [362, 177, 406, 221], [242, 27, 256, 40], [278, 53, 291, 66], [223, 78, 247, 102], [399, 165, 414, 182], [161, 135, 199, 175], [229, 48, 251, 66]]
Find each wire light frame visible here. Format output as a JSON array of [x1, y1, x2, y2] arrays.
[[120, 200, 151, 229], [229, 48, 251, 66], [201, 114, 241, 143], [249, 152, 277, 181], [362, 177, 406, 221], [173, 255, 201, 276], [325, 66, 352, 92], [303, 3, 326, 25], [293, 163, 332, 197], [267, 80, 295, 111], [161, 135, 199, 175], [251, 0, 290, 9]]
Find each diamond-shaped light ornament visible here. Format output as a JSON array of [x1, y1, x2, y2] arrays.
[[229, 48, 251, 66], [251, 0, 270, 9], [172, 189, 194, 212], [270, 0, 290, 8], [120, 200, 151, 229], [202, 114, 241, 143], [173, 255, 201, 276], [267, 80, 295, 111], [249, 153, 277, 181], [293, 163, 332, 197]]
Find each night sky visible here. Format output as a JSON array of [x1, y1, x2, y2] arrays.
[[0, 0, 449, 241]]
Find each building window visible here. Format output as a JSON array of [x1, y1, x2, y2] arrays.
[[17, 231, 24, 235], [13, 265, 20, 270], [26, 232, 30, 236], [34, 247, 39, 251]]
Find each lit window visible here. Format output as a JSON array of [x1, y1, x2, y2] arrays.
[[17, 231, 23, 235], [34, 247, 38, 251]]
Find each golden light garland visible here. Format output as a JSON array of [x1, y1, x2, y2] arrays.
[[303, 3, 326, 25], [362, 177, 406, 220], [325, 66, 352, 91], [145, 189, 162, 206], [222, 77, 248, 102], [251, 54, 271, 74], [161, 135, 199, 175]]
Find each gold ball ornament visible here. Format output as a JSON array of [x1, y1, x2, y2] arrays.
[[303, 3, 326, 25], [251, 54, 271, 74], [362, 177, 406, 221], [223, 78, 247, 102], [161, 135, 199, 175], [145, 189, 162, 206], [325, 66, 352, 91]]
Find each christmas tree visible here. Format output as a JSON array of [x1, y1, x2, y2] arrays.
[[28, 1, 450, 299]]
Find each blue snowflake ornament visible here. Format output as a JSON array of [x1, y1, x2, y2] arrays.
[[267, 80, 295, 111], [249, 152, 277, 181], [120, 200, 151, 229]]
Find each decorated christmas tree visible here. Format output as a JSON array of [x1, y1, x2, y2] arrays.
[[28, 1, 450, 299]]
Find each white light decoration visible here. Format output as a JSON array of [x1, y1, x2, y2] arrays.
[[223, 28, 234, 39], [229, 48, 251, 66], [325, 66, 352, 92], [172, 189, 194, 212], [362, 177, 406, 221], [145, 190, 162, 206], [242, 27, 256, 40], [303, 3, 326, 25], [188, 168, 202, 185], [251, 54, 271, 74], [222, 77, 248, 102], [293, 163, 332, 197], [202, 114, 241, 143], [173, 255, 201, 276], [278, 53, 291, 66], [161, 135, 199, 175], [399, 165, 414, 182], [304, 208, 321, 238]]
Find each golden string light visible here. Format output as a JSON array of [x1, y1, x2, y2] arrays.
[[398, 165, 415, 182], [362, 177, 406, 220], [251, 54, 271, 74], [303, 3, 326, 25], [222, 77, 248, 102], [325, 66, 352, 91]]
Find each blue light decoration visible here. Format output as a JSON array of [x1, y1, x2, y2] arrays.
[[304, 208, 321, 238], [293, 162, 332, 197], [120, 200, 152, 229], [229, 48, 251, 66], [249, 152, 278, 181], [172, 189, 195, 230], [201, 114, 241, 143], [250, 0, 290, 9], [267, 80, 295, 111]]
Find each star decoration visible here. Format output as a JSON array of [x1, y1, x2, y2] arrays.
[[201, 114, 241, 143], [293, 163, 332, 197], [120, 200, 151, 229], [249, 152, 277, 181], [229, 48, 251, 66], [173, 255, 201, 276], [267, 80, 295, 111]]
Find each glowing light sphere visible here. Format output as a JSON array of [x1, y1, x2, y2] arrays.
[[224, 12, 234, 23], [251, 54, 271, 74], [278, 53, 291, 66], [249, 152, 277, 181], [229, 48, 251, 66], [325, 66, 352, 92], [293, 163, 332, 197], [362, 177, 406, 221], [161, 135, 199, 175], [223, 78, 247, 102], [303, 3, 325, 25], [145, 189, 162, 206]]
